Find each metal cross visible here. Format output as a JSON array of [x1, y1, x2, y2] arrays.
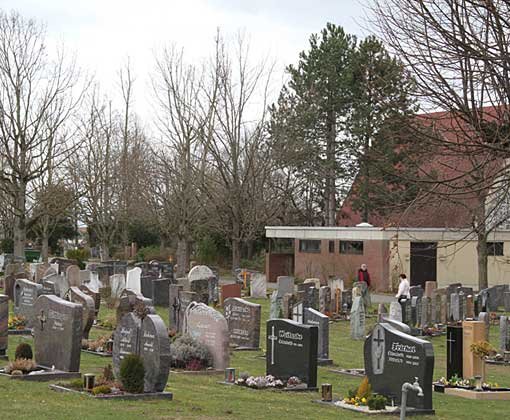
[[268, 325, 278, 365]]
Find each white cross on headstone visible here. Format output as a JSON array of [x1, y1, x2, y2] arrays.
[[268, 325, 278, 365]]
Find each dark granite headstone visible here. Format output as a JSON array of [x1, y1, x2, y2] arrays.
[[500, 316, 510, 352], [78, 284, 101, 317], [112, 312, 140, 379], [364, 322, 434, 411], [116, 289, 155, 325], [400, 299, 411, 325], [319, 286, 331, 314], [446, 325, 463, 379], [304, 307, 331, 363], [68, 287, 95, 339], [0, 294, 7, 358], [409, 286, 424, 299], [140, 314, 171, 392], [303, 286, 319, 311], [341, 290, 352, 311], [266, 319, 318, 388], [33, 295, 82, 371], [141, 274, 157, 300], [13, 279, 43, 327], [223, 297, 261, 349], [152, 278, 170, 307]]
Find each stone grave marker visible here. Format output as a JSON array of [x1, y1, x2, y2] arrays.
[[446, 325, 463, 379], [33, 295, 82, 372], [168, 284, 183, 333], [220, 283, 242, 305], [303, 278, 320, 289], [66, 265, 81, 288], [270, 290, 282, 319], [276, 276, 294, 298], [424, 281, 437, 298], [282, 293, 294, 319], [410, 296, 419, 326], [139, 314, 171, 392], [68, 287, 95, 339], [420, 297, 431, 328], [319, 286, 331, 314], [304, 307, 331, 364], [223, 297, 261, 350], [458, 291, 466, 320], [364, 322, 434, 411], [440, 294, 448, 324], [500, 316, 510, 352], [116, 289, 155, 325], [266, 319, 318, 388], [188, 265, 214, 282], [152, 278, 170, 307], [0, 294, 7, 359], [42, 280, 57, 296], [450, 293, 460, 321], [401, 299, 411, 325], [79, 284, 101, 317], [350, 296, 365, 340], [504, 292, 510, 312], [35, 263, 50, 283], [112, 312, 140, 379], [462, 320, 485, 379], [341, 290, 352, 311], [14, 279, 43, 327], [292, 301, 304, 323], [250, 272, 267, 298], [466, 295, 474, 319], [409, 285, 424, 299], [478, 312, 490, 340], [184, 302, 230, 370], [140, 274, 157, 299], [110, 274, 126, 299], [389, 301, 402, 323], [126, 267, 142, 294], [176, 291, 197, 333], [303, 285, 318, 311], [79, 270, 91, 285]]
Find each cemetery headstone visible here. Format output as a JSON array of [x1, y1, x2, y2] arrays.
[[33, 295, 82, 371], [220, 283, 242, 305], [389, 301, 402, 323], [364, 322, 434, 411], [0, 294, 7, 359], [450, 293, 460, 322], [78, 284, 101, 317], [141, 274, 157, 299], [188, 265, 214, 282], [269, 291, 282, 319], [13, 279, 43, 327], [126, 267, 142, 294], [79, 269, 91, 285], [168, 284, 184, 333], [401, 299, 411, 325], [341, 290, 352, 311], [68, 287, 95, 339], [250, 272, 267, 298], [66, 265, 81, 288], [466, 295, 474, 319], [276, 276, 294, 298], [116, 289, 155, 325], [504, 292, 510, 312], [446, 325, 463, 379], [319, 286, 331, 314], [478, 312, 490, 340], [409, 286, 424, 299], [462, 320, 485, 379], [184, 302, 230, 370], [113, 312, 140, 379], [176, 291, 197, 333], [152, 278, 170, 307], [224, 297, 261, 349], [110, 274, 126, 299], [458, 291, 466, 321], [424, 281, 437, 298], [292, 301, 304, 323], [303, 285, 319, 311], [303, 278, 320, 289], [266, 319, 318, 388], [304, 307, 331, 364], [499, 316, 510, 352], [350, 296, 365, 340]]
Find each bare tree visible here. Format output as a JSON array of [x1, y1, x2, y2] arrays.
[[0, 11, 82, 258], [371, 0, 510, 289]]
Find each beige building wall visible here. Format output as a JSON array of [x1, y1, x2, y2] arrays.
[[390, 239, 510, 290]]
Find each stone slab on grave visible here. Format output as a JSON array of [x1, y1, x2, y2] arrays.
[[462, 320, 486, 380], [276, 276, 294, 298], [68, 286, 95, 339], [446, 325, 463, 380], [220, 283, 242, 305], [13, 279, 43, 327], [250, 273, 267, 298], [304, 307, 332, 365], [224, 297, 261, 350]]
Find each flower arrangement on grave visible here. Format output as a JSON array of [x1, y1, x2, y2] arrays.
[[470, 341, 496, 359], [8, 315, 27, 330], [436, 375, 471, 388], [3, 343, 37, 375], [234, 373, 286, 389], [342, 376, 388, 410], [82, 335, 112, 353], [170, 334, 213, 371]]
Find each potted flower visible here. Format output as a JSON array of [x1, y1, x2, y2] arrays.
[[470, 340, 496, 383]]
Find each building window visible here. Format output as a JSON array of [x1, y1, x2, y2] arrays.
[[339, 240, 364, 255], [299, 240, 321, 253], [487, 242, 504, 256], [329, 240, 335, 253]]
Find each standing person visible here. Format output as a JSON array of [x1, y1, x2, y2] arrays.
[[357, 263, 371, 310], [396, 273, 410, 302]]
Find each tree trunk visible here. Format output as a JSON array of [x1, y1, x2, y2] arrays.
[[13, 186, 26, 259], [41, 232, 49, 263], [477, 232, 488, 290], [100, 243, 110, 262], [326, 109, 336, 226], [176, 238, 190, 278], [232, 238, 241, 270]]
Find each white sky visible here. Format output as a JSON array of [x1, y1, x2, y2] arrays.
[[0, 0, 369, 122]]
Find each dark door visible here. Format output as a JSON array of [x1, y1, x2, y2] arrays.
[[410, 242, 437, 287]]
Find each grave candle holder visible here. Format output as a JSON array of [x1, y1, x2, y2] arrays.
[[106, 339, 114, 353], [321, 383, 332, 401], [474, 375, 482, 391], [225, 368, 236, 383], [504, 351, 510, 363], [83, 373, 96, 391]]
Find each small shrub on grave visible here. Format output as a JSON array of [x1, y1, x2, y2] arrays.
[[92, 385, 112, 395], [119, 354, 145, 394], [170, 334, 213, 370], [5, 358, 37, 374], [15, 342, 33, 360], [367, 394, 388, 411], [66, 248, 90, 269]]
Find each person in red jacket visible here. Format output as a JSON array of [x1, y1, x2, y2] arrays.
[[358, 263, 371, 287]]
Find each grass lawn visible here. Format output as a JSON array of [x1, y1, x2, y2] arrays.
[[1, 295, 509, 419]]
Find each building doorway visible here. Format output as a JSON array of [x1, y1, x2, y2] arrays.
[[410, 242, 437, 287]]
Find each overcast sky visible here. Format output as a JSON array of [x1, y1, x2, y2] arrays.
[[0, 0, 369, 121]]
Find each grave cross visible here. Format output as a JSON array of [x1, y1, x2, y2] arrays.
[[268, 325, 278, 365], [446, 335, 455, 364], [37, 309, 47, 331], [373, 327, 384, 371]]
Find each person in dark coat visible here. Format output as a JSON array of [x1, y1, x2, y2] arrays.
[[358, 263, 371, 287], [356, 263, 371, 310]]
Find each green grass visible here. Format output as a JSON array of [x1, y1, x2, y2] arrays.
[[1, 297, 509, 419]]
